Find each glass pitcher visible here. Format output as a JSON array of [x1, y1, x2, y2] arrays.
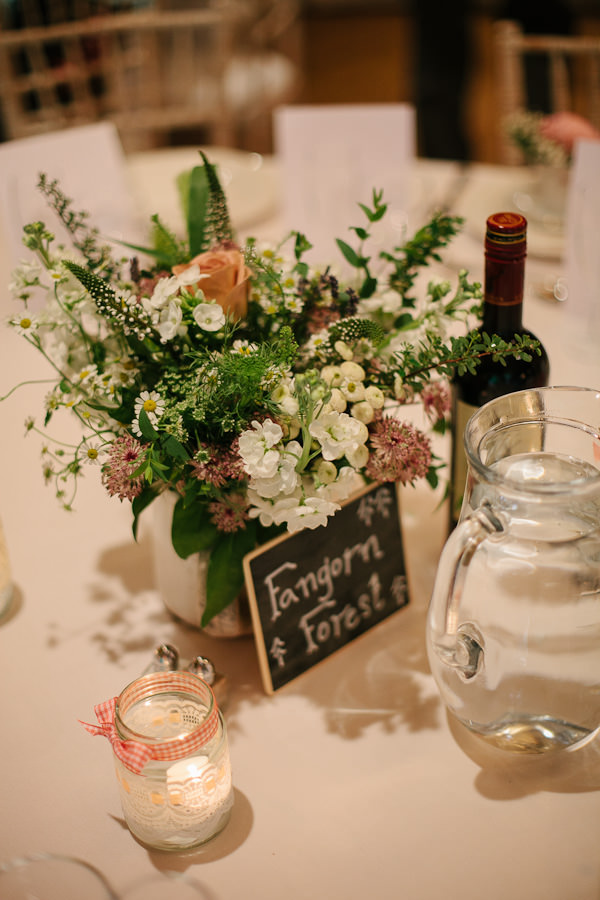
[[427, 386, 600, 753]]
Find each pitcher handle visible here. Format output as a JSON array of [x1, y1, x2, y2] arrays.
[[429, 502, 505, 679]]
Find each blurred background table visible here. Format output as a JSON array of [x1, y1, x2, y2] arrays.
[[1, 150, 599, 900]]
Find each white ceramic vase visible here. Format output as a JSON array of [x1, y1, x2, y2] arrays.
[[151, 491, 252, 638]]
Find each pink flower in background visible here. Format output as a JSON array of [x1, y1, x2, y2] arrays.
[[366, 417, 432, 484], [539, 112, 600, 154], [102, 435, 145, 501], [421, 380, 451, 423]]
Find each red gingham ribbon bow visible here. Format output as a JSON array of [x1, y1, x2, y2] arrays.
[[80, 697, 153, 775]]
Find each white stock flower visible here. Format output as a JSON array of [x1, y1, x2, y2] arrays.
[[316, 466, 364, 503], [238, 419, 284, 478], [157, 299, 186, 342], [193, 302, 226, 332], [250, 440, 301, 498], [273, 495, 341, 533], [175, 264, 202, 286], [150, 275, 179, 310], [309, 411, 369, 461], [345, 443, 370, 468]]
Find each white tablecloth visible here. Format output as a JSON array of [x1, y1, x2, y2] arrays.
[[1, 151, 599, 900]]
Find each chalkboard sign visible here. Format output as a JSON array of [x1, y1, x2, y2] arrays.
[[243, 483, 409, 694]]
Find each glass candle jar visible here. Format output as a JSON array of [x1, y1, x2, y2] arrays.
[[112, 671, 233, 851]]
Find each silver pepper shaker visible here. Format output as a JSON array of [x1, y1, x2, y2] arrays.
[[187, 655, 216, 685], [143, 643, 180, 674], [188, 656, 228, 708]]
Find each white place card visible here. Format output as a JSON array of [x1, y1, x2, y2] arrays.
[[565, 139, 600, 359], [0, 122, 137, 275], [274, 104, 416, 264]]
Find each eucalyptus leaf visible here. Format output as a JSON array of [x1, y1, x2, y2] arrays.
[[336, 238, 362, 268]]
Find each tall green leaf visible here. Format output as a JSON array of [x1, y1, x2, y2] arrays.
[[171, 495, 218, 558], [202, 524, 257, 625], [186, 166, 210, 257]]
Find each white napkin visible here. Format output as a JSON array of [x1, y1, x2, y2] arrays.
[[0, 122, 137, 278], [274, 104, 416, 266], [565, 139, 600, 361]]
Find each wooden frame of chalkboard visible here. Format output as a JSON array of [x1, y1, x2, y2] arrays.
[[243, 482, 409, 694]]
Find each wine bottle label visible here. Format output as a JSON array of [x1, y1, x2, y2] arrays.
[[450, 398, 477, 524]]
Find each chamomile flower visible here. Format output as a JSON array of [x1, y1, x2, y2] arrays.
[[133, 391, 164, 436], [11, 314, 38, 336], [80, 439, 106, 466]]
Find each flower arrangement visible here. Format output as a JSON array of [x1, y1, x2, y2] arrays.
[[5, 153, 540, 624], [504, 110, 569, 167]]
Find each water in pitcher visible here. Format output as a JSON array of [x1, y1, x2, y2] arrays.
[[430, 449, 600, 752]]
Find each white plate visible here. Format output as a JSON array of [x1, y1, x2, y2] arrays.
[[453, 164, 565, 261], [126, 146, 281, 240]]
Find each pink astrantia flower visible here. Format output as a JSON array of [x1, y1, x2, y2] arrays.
[[421, 380, 451, 423], [366, 416, 432, 484], [102, 435, 145, 501], [190, 442, 246, 487], [208, 493, 250, 533]]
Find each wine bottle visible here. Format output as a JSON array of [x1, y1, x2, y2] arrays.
[[448, 211, 550, 528]]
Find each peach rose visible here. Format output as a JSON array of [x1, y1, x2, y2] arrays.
[[172, 247, 251, 320]]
